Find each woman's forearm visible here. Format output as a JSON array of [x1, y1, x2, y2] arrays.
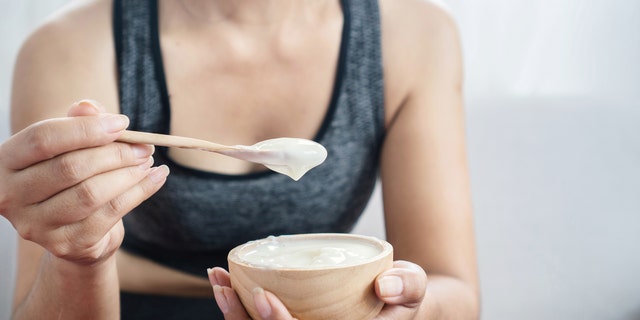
[[12, 253, 120, 320], [418, 275, 480, 320]]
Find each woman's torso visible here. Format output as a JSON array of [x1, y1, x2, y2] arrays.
[[113, 0, 387, 298], [9, 0, 429, 316]]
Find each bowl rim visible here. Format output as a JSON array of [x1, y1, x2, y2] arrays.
[[228, 233, 393, 271]]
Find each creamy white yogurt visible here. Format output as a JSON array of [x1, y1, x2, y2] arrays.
[[236, 235, 382, 269], [221, 138, 328, 181]]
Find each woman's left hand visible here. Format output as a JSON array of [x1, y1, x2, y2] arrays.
[[208, 260, 427, 320]]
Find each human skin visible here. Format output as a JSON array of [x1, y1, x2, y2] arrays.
[[5, 0, 479, 319], [3, 100, 169, 320]]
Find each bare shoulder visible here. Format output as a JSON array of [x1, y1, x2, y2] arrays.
[[379, 0, 458, 31], [378, 0, 463, 122], [379, 0, 461, 63], [17, 0, 113, 59], [12, 0, 117, 131], [15, 0, 113, 81]]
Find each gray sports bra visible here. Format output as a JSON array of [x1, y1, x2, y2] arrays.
[[115, 0, 385, 277]]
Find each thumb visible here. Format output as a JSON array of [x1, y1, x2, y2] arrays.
[[375, 261, 427, 308], [67, 99, 106, 117]]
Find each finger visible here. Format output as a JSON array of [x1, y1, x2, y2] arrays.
[[375, 260, 427, 307], [78, 163, 168, 225], [12, 158, 148, 242], [208, 267, 233, 288], [30, 158, 155, 228], [12, 142, 154, 205], [1, 114, 130, 170], [208, 268, 253, 319], [35, 165, 168, 259], [254, 288, 296, 320], [212, 285, 252, 320]]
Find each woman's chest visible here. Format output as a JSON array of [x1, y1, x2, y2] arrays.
[[158, 30, 343, 173]]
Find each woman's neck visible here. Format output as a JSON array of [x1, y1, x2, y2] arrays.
[[174, 0, 327, 26]]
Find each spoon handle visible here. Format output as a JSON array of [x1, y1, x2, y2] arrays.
[[116, 130, 231, 152]]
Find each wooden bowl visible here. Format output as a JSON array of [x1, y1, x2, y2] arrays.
[[228, 233, 393, 320]]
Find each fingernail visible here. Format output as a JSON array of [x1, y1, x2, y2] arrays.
[[132, 144, 154, 158], [100, 114, 129, 133], [148, 165, 169, 184], [213, 285, 230, 314], [253, 287, 272, 318], [378, 275, 404, 297], [76, 100, 103, 113]]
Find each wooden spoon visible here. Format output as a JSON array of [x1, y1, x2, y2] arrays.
[[117, 130, 327, 180]]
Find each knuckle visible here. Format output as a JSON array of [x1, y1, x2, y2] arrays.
[[74, 181, 103, 210], [104, 143, 136, 169], [115, 143, 131, 164], [105, 196, 126, 216], [76, 118, 99, 142], [80, 251, 103, 263], [138, 173, 160, 197], [59, 226, 101, 261], [56, 154, 85, 182], [49, 240, 72, 259], [24, 126, 56, 160], [127, 164, 147, 179], [15, 221, 36, 241]]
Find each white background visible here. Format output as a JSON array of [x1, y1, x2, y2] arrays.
[[1, 1, 640, 319]]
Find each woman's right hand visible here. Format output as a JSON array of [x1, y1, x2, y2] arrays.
[[0, 100, 169, 266]]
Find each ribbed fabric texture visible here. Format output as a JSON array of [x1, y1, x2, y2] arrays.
[[114, 0, 384, 318]]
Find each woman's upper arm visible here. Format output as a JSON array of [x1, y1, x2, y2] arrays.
[[379, 0, 478, 290], [9, 0, 118, 309], [10, 0, 118, 133]]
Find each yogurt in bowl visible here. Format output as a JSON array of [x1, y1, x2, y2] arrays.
[[228, 233, 393, 320], [234, 235, 385, 269]]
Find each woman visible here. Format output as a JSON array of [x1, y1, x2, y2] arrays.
[[2, 0, 479, 318]]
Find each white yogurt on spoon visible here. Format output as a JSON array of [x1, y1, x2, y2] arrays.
[[221, 138, 328, 181]]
